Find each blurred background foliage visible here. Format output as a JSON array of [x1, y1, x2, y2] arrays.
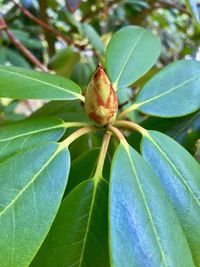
[[0, 0, 199, 159]]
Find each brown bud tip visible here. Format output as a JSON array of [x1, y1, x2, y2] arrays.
[[84, 64, 118, 127]]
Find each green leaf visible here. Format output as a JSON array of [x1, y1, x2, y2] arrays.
[[166, 110, 200, 154], [195, 140, 200, 162], [0, 65, 83, 101], [110, 143, 194, 267], [106, 26, 161, 89], [31, 100, 88, 122], [65, 148, 99, 194], [141, 131, 200, 265], [0, 142, 70, 267], [49, 47, 79, 78], [31, 178, 109, 267], [82, 23, 105, 53], [135, 60, 200, 117], [2, 30, 43, 49], [0, 47, 31, 68], [185, 0, 200, 25], [0, 117, 65, 161]]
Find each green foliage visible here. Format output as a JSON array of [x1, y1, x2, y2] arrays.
[[0, 117, 65, 161], [110, 143, 194, 267], [0, 66, 83, 100], [0, 2, 200, 266], [31, 178, 109, 267], [142, 131, 200, 265], [135, 60, 200, 117], [106, 26, 161, 89], [0, 143, 70, 267]]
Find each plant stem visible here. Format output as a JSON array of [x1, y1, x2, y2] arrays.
[[118, 103, 140, 118], [107, 125, 128, 147], [114, 120, 147, 136], [59, 126, 98, 149], [93, 132, 111, 180], [11, 0, 86, 51], [0, 16, 48, 72]]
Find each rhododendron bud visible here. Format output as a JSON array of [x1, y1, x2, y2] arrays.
[[84, 64, 118, 127]]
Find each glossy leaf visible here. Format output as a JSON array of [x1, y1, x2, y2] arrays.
[[31, 178, 109, 267], [106, 26, 161, 89], [49, 47, 79, 78], [65, 148, 99, 194], [141, 131, 200, 265], [31, 100, 88, 122], [0, 117, 65, 161], [185, 0, 200, 24], [82, 24, 105, 53], [110, 143, 194, 267], [0, 47, 31, 68], [0, 142, 70, 267], [2, 30, 43, 49], [135, 60, 200, 117], [0, 65, 83, 100], [166, 110, 200, 154]]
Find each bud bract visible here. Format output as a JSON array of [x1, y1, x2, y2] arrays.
[[84, 64, 118, 127]]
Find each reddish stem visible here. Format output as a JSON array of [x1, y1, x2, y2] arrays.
[[11, 0, 86, 51], [0, 16, 48, 71]]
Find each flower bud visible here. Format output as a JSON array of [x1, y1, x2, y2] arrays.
[[84, 64, 118, 127]]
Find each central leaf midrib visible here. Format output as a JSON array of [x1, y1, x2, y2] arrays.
[[78, 178, 107, 267], [126, 147, 168, 266], [0, 124, 63, 142], [114, 30, 145, 87], [137, 72, 200, 107], [0, 146, 60, 218], [0, 67, 80, 97]]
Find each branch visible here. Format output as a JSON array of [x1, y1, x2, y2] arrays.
[[11, 0, 86, 51], [0, 16, 48, 72]]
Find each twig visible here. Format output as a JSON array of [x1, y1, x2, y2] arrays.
[[0, 16, 48, 71], [11, 0, 86, 51]]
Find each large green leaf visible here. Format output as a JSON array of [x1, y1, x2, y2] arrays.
[[31, 178, 109, 267], [141, 131, 200, 265], [0, 117, 65, 161], [31, 100, 89, 122], [82, 23, 105, 53], [110, 143, 194, 267], [106, 26, 161, 89], [0, 65, 83, 101], [65, 148, 99, 194], [0, 47, 31, 68], [0, 142, 70, 267], [135, 60, 200, 117], [49, 47, 80, 78]]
